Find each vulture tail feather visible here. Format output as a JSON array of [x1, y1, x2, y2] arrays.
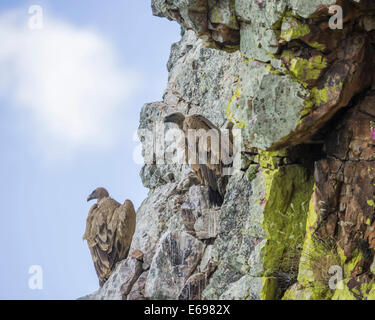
[[208, 187, 224, 207]]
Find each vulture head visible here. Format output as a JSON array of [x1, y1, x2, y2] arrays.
[[87, 187, 109, 202], [164, 112, 185, 130]]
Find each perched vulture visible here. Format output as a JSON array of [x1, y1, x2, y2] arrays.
[[83, 187, 136, 286], [164, 112, 233, 206]]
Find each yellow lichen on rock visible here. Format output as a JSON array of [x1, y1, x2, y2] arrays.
[[257, 150, 314, 299]]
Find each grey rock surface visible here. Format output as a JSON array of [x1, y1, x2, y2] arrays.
[[78, 257, 143, 300], [144, 231, 205, 299]]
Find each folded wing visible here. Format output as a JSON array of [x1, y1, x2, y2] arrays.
[[83, 198, 136, 286]]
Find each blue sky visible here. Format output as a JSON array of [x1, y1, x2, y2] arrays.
[[0, 0, 180, 299]]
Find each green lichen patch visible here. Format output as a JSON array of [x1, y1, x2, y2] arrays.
[[291, 193, 337, 300], [337, 247, 364, 279], [280, 17, 310, 42], [301, 87, 329, 116], [256, 149, 288, 171], [246, 164, 259, 182], [331, 281, 357, 300], [226, 85, 247, 129], [301, 80, 343, 117], [281, 50, 327, 86], [282, 282, 331, 300], [282, 283, 310, 300], [260, 277, 280, 300], [331, 274, 375, 300], [364, 281, 375, 300], [257, 150, 314, 299], [306, 41, 326, 52], [290, 191, 374, 300], [266, 63, 284, 76]]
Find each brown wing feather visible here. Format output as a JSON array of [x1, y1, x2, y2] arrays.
[[83, 198, 127, 286], [186, 114, 217, 130], [83, 198, 136, 286], [112, 199, 136, 260], [184, 115, 232, 195], [199, 164, 219, 191]]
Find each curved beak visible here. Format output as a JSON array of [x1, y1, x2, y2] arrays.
[[87, 192, 95, 202], [163, 115, 173, 123]]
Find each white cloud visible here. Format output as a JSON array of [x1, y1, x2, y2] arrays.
[[0, 9, 140, 160]]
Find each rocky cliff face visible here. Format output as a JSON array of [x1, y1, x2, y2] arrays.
[[81, 0, 375, 300]]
